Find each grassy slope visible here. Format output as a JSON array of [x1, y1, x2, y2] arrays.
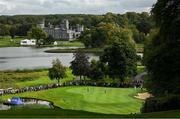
[[0, 69, 75, 88], [16, 69, 75, 88], [1, 66, 145, 88], [2, 87, 142, 114], [0, 70, 47, 82], [0, 109, 180, 118]]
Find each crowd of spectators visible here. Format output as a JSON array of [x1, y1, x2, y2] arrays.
[[0, 80, 143, 95]]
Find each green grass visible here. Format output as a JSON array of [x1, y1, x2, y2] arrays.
[[0, 69, 75, 88], [0, 108, 180, 118], [1, 86, 180, 118], [15, 69, 75, 88], [0, 36, 23, 47], [0, 109, 120, 118], [137, 66, 146, 74], [0, 69, 47, 82], [0, 69, 48, 89], [136, 44, 144, 48], [56, 41, 84, 47], [2, 87, 143, 114], [41, 41, 85, 47], [0, 36, 84, 47], [136, 44, 144, 53]]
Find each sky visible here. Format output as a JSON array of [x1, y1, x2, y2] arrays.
[[0, 0, 157, 15]]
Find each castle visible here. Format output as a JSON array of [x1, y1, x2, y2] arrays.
[[37, 19, 84, 41]]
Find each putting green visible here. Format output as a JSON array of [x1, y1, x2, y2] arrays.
[[2, 87, 143, 114]]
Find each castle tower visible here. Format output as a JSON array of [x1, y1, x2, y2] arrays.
[[61, 19, 69, 30], [37, 19, 45, 29], [64, 19, 69, 30], [77, 24, 84, 32], [48, 22, 53, 28]]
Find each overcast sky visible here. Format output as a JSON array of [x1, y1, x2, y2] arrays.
[[0, 0, 157, 15]]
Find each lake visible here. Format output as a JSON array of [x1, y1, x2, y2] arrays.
[[0, 47, 99, 71], [0, 98, 54, 110], [0, 47, 143, 71]]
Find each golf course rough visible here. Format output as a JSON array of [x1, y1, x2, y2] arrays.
[[2, 87, 143, 114]]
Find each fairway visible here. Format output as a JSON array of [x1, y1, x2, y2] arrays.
[[2, 87, 143, 114]]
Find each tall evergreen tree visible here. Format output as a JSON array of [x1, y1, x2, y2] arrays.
[[70, 49, 90, 80]]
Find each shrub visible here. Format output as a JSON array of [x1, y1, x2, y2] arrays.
[[141, 95, 180, 113]]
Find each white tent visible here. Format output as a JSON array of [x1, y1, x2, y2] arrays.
[[20, 39, 36, 45]]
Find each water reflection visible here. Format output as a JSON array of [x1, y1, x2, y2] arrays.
[[0, 47, 99, 70], [0, 98, 54, 110], [0, 104, 11, 110], [0, 47, 143, 71]]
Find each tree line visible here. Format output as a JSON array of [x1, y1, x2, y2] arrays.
[[0, 12, 154, 43], [49, 36, 137, 83]]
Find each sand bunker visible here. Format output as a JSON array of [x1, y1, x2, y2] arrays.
[[135, 92, 153, 100]]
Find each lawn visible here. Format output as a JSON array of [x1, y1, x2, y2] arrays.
[[137, 66, 146, 74], [136, 43, 144, 53], [2, 87, 143, 114], [0, 36, 23, 47], [16, 69, 75, 88], [0, 109, 179, 118], [0, 36, 84, 47], [0, 68, 75, 88], [55, 41, 84, 47]]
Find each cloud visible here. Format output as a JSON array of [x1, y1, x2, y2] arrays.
[[0, 0, 157, 15]]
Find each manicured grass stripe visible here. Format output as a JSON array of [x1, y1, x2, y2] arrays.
[[0, 109, 180, 118], [2, 87, 143, 114]]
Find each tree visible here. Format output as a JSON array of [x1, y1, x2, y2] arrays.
[[131, 26, 146, 43], [80, 22, 119, 48], [43, 35, 54, 45], [125, 12, 140, 25], [102, 12, 117, 23], [144, 0, 180, 96], [16, 23, 34, 36], [100, 40, 137, 82], [136, 19, 153, 35], [0, 24, 10, 36], [110, 27, 134, 45], [88, 59, 104, 80], [70, 49, 90, 80], [27, 27, 48, 46], [10, 25, 18, 39], [80, 22, 134, 48], [48, 59, 67, 84], [79, 29, 92, 48], [90, 24, 109, 48]]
